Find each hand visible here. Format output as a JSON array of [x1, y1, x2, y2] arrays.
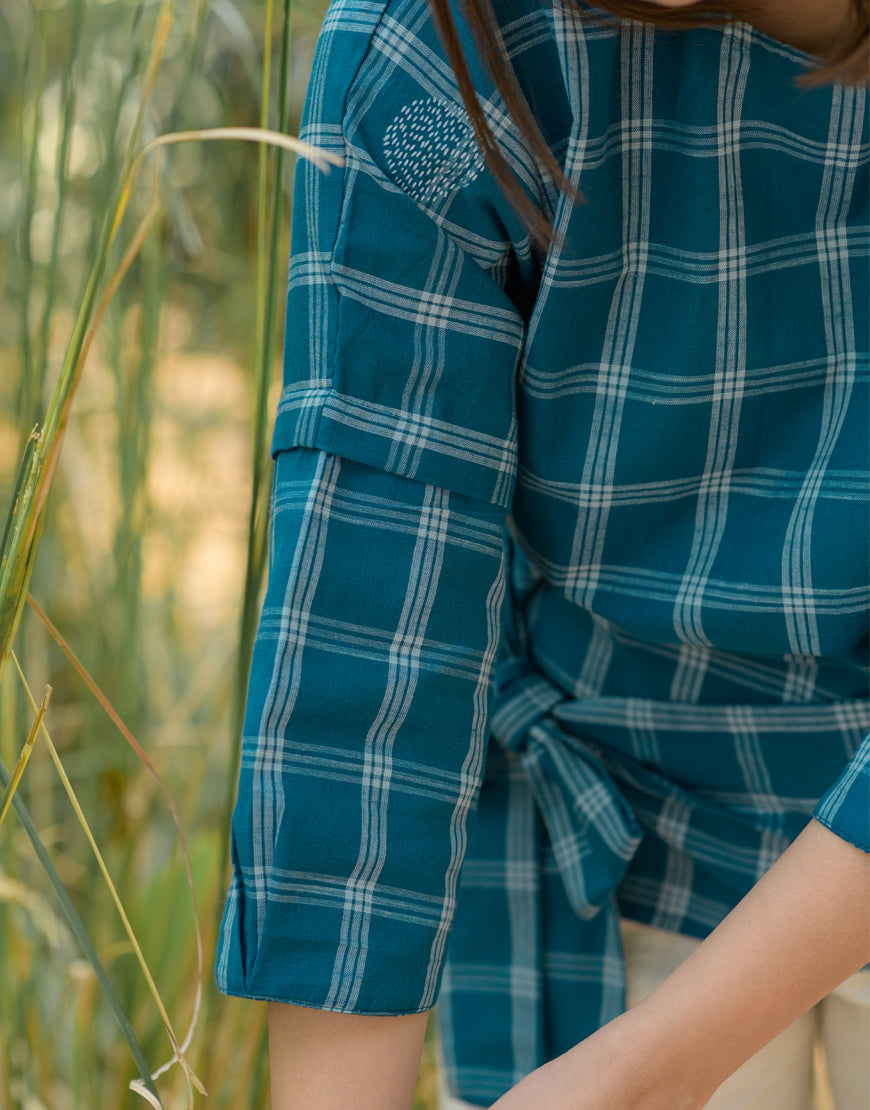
[[490, 819, 870, 1110], [487, 1010, 700, 1110]]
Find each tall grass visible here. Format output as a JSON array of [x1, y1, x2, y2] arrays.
[[0, 0, 441, 1105]]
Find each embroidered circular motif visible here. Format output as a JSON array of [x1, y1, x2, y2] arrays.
[[383, 98, 485, 205]]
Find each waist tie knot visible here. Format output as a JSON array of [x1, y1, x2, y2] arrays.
[[443, 656, 649, 1102], [490, 663, 642, 920]]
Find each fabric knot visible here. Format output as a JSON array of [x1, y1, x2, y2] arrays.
[[489, 660, 642, 920], [490, 661, 565, 751], [521, 719, 642, 919]]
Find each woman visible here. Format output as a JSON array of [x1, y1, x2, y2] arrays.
[[216, 0, 870, 1107]]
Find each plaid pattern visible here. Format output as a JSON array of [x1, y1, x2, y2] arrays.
[[217, 0, 870, 1102]]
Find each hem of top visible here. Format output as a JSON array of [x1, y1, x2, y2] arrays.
[[215, 981, 434, 1016], [811, 813, 870, 855]]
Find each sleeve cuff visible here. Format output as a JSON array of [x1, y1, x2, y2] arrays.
[[813, 733, 870, 853]]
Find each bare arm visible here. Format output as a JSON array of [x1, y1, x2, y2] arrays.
[[490, 818, 870, 1110], [268, 1002, 428, 1110], [266, 819, 868, 1110]]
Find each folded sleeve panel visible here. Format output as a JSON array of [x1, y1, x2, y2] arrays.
[[218, 448, 509, 1011], [272, 0, 530, 510]]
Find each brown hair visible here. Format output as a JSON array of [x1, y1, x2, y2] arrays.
[[427, 0, 869, 244]]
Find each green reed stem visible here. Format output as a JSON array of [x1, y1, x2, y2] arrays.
[[36, 0, 87, 402], [225, 0, 296, 862], [84, 0, 151, 269], [17, 13, 46, 436], [41, 0, 173, 454]]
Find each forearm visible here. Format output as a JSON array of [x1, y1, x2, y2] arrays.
[[490, 817, 870, 1110], [268, 1001, 428, 1110], [620, 817, 870, 1106]]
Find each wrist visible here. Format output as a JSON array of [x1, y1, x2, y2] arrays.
[[611, 821, 870, 1107], [599, 1007, 714, 1110], [487, 1001, 710, 1110], [570, 1008, 709, 1110]]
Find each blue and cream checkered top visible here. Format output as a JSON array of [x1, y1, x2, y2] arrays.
[[217, 0, 870, 1102]]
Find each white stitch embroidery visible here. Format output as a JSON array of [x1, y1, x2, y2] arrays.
[[383, 98, 485, 205]]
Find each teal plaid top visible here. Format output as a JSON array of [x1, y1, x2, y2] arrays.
[[217, 0, 870, 1102]]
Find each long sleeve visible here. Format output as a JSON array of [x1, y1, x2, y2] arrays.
[[216, 0, 545, 1012]]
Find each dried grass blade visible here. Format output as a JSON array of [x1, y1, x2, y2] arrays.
[[141, 126, 343, 171], [25, 595, 205, 1092], [0, 741, 163, 1105], [11, 654, 206, 1102], [127, 1083, 164, 1110], [0, 684, 51, 830]]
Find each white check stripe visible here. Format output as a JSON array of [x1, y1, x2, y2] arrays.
[[673, 24, 750, 649], [567, 23, 654, 609], [783, 88, 865, 655], [253, 452, 338, 933], [327, 484, 451, 1008]]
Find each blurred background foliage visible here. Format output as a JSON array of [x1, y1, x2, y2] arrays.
[[0, 0, 439, 1105]]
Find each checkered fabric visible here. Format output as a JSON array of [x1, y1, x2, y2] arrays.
[[216, 0, 870, 1103]]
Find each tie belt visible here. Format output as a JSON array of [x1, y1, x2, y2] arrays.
[[489, 660, 642, 922], [488, 661, 870, 920], [441, 653, 869, 1103]]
